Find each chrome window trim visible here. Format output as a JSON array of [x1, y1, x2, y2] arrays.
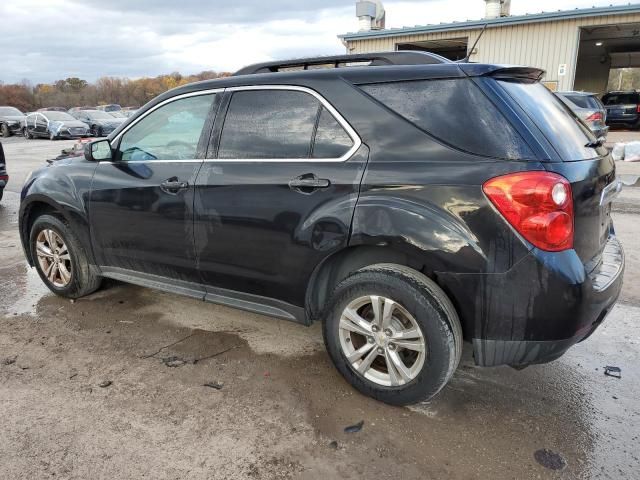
[[101, 84, 361, 165], [218, 85, 360, 163]]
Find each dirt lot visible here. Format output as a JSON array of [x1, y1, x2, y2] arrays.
[[1, 136, 639, 479]]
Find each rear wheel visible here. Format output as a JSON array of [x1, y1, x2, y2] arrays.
[[323, 264, 462, 406], [30, 214, 101, 298]]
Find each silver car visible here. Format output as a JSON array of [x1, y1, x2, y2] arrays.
[[556, 91, 609, 139]]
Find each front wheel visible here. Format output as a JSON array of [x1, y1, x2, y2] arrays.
[[1, 123, 10, 137], [323, 264, 462, 406], [30, 214, 102, 298]]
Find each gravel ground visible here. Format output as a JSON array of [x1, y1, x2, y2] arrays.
[[0, 136, 639, 479]]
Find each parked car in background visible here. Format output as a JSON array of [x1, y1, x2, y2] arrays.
[[108, 111, 127, 119], [96, 104, 122, 112], [121, 107, 139, 118], [37, 107, 67, 112], [18, 52, 624, 405], [68, 106, 96, 114], [0, 106, 26, 137], [24, 111, 90, 140], [602, 91, 640, 129], [69, 109, 125, 136], [0, 140, 6, 201], [556, 91, 609, 138]]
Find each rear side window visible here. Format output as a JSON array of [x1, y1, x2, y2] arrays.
[[565, 94, 600, 110], [219, 90, 317, 159], [499, 81, 598, 161], [312, 107, 353, 158], [360, 79, 534, 160], [603, 93, 639, 106]]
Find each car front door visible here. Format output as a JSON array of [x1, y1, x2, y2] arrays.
[[35, 114, 48, 137], [194, 86, 367, 313], [89, 90, 221, 289]]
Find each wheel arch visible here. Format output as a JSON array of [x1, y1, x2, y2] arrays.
[[20, 197, 69, 266], [305, 245, 435, 322]]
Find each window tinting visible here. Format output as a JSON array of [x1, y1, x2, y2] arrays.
[[119, 94, 214, 161], [565, 94, 600, 110], [219, 90, 319, 159], [603, 93, 639, 106], [361, 79, 534, 160], [312, 107, 354, 158], [499, 80, 598, 161]]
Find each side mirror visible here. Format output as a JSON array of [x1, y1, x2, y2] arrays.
[[85, 139, 112, 162]]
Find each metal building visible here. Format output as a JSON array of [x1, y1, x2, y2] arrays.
[[339, 2, 640, 94]]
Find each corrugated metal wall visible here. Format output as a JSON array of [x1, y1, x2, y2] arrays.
[[346, 13, 640, 91]]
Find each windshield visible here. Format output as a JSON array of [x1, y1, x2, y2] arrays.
[[44, 111, 75, 121], [498, 80, 599, 161], [0, 107, 24, 116]]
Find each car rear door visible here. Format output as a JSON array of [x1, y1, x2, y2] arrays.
[[88, 90, 221, 288], [194, 86, 367, 310]]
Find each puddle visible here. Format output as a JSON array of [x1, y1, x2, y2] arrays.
[[0, 263, 50, 316]]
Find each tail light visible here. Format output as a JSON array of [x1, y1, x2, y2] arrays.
[[586, 112, 603, 122], [637, 105, 640, 114], [0, 175, 8, 182], [483, 172, 574, 252]]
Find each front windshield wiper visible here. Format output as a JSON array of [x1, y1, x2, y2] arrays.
[[585, 136, 606, 148]]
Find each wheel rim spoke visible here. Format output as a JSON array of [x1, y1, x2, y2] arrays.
[[384, 350, 401, 386], [393, 327, 421, 340], [341, 308, 372, 336], [388, 350, 412, 383], [346, 342, 375, 363], [390, 339, 425, 353], [58, 263, 72, 284], [357, 347, 379, 374], [36, 243, 54, 258]]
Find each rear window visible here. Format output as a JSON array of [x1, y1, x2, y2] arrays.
[[565, 94, 600, 110], [360, 79, 534, 160], [498, 81, 598, 161], [603, 93, 639, 106]]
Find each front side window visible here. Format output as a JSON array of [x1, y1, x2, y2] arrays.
[[119, 94, 215, 161], [219, 90, 318, 159]]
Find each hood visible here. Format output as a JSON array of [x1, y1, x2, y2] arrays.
[[0, 115, 25, 122]]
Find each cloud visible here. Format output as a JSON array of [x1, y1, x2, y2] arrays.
[[0, 0, 635, 84]]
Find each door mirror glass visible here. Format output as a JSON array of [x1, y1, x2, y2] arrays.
[[86, 139, 112, 162]]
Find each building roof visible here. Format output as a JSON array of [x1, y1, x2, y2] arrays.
[[339, 3, 640, 41]]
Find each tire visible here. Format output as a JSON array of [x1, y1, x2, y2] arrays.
[[49, 132, 58, 141], [29, 214, 101, 298], [96, 126, 103, 137], [323, 264, 462, 406], [1, 123, 10, 138], [24, 128, 32, 139]]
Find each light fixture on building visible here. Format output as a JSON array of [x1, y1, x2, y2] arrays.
[[596, 41, 604, 46]]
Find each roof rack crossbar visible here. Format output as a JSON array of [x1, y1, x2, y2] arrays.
[[233, 51, 452, 76]]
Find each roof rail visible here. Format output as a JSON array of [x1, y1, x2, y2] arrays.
[[233, 51, 452, 76]]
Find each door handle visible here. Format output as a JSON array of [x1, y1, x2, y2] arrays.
[[288, 175, 330, 192], [160, 177, 189, 195]]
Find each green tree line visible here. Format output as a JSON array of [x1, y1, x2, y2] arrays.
[[0, 71, 230, 112]]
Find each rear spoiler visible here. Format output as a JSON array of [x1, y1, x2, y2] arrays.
[[459, 64, 545, 82]]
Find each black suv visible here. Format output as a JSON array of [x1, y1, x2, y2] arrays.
[[602, 90, 640, 129], [0, 140, 6, 201], [18, 53, 624, 405]]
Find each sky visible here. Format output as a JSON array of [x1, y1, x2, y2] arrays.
[[0, 0, 635, 84]]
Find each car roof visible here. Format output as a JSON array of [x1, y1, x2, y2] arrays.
[[557, 91, 597, 96]]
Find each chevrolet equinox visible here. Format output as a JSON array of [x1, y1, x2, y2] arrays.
[[19, 52, 624, 405]]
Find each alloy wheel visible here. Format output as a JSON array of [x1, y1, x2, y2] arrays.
[[338, 295, 426, 387], [36, 229, 72, 288]]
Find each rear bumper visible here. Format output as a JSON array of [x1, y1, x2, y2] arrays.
[[438, 235, 624, 367], [606, 116, 639, 127]]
